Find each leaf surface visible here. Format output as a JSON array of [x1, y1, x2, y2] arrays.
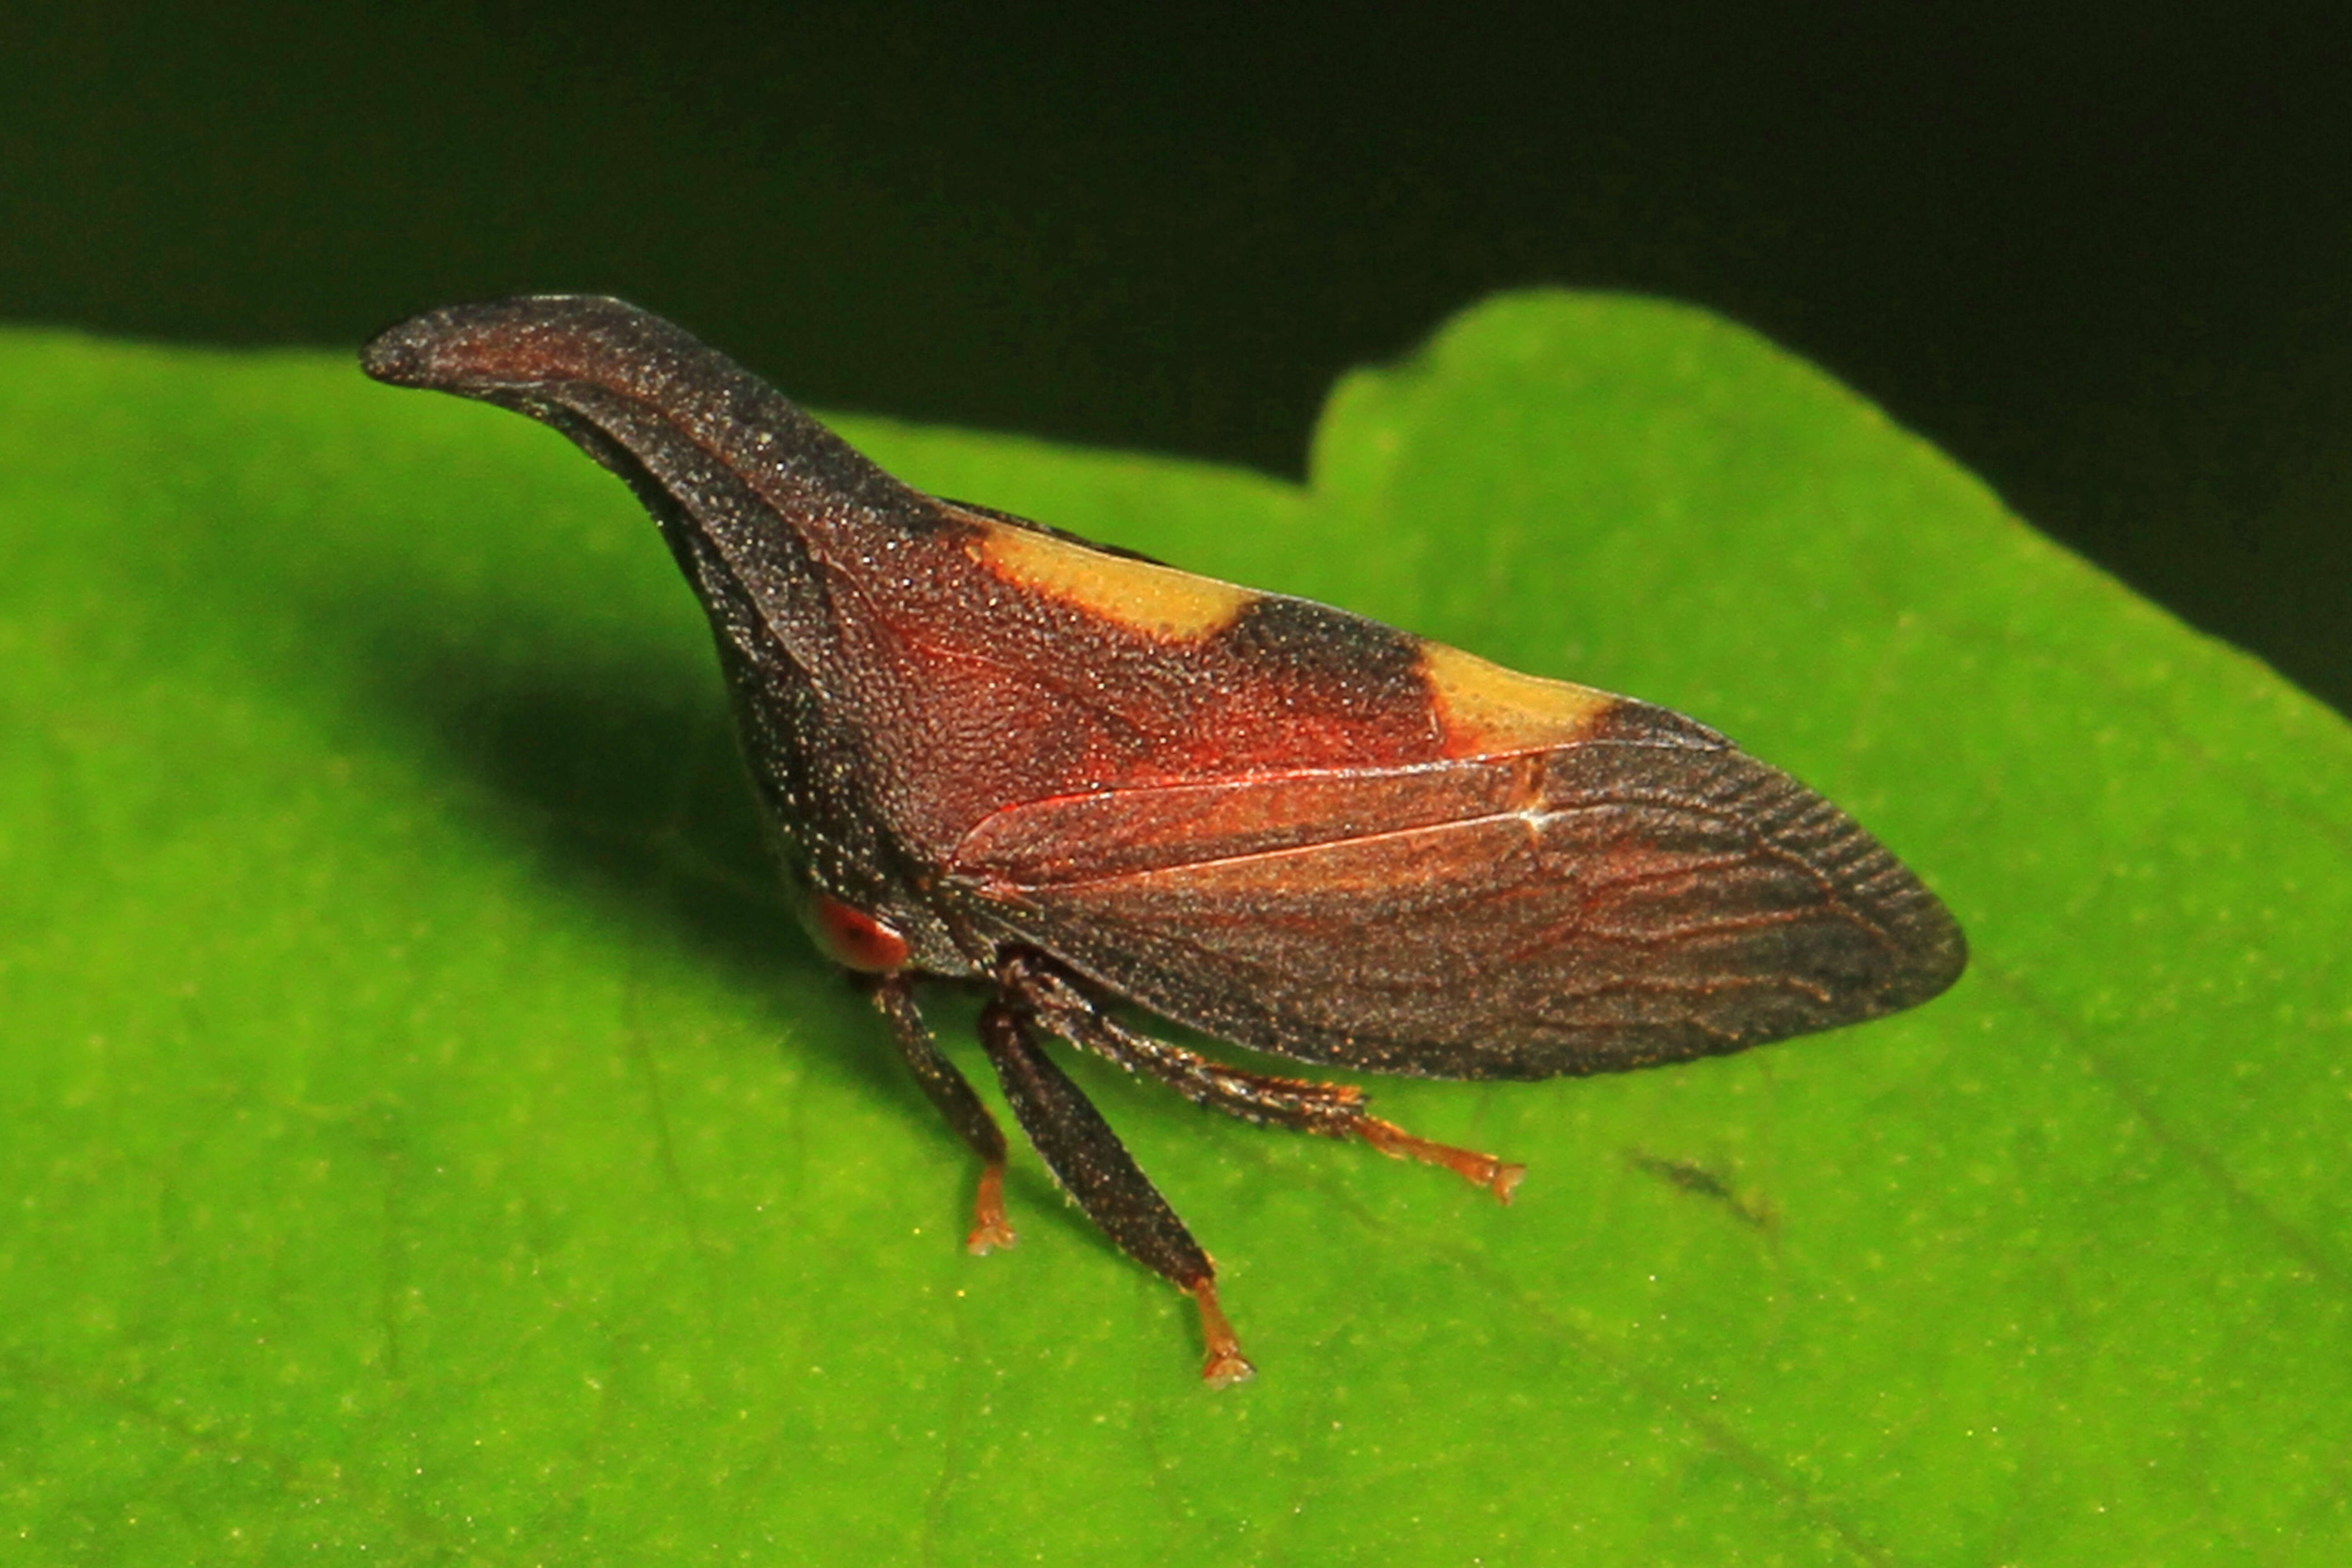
[[4, 294, 2345, 1563]]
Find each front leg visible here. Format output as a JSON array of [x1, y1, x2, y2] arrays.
[[872, 974, 1017, 1254], [975, 989, 1254, 1388]]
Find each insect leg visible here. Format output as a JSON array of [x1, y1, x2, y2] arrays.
[[1005, 954, 1525, 1203], [872, 974, 1018, 1254], [976, 991, 1253, 1388]]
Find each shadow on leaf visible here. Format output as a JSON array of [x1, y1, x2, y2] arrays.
[[314, 581, 941, 1115]]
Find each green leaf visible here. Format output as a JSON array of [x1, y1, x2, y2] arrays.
[[5, 293, 2346, 1563]]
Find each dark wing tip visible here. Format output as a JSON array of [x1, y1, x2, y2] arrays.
[[1588, 709, 1967, 1022], [1466, 737, 1970, 1077], [1872, 872, 1970, 1012], [1823, 872, 1968, 1038], [1729, 758, 1969, 1032]]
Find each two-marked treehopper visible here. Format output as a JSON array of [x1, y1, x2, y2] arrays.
[[362, 298, 1967, 1386]]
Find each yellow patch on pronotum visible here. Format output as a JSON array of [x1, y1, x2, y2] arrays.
[[1420, 641, 1619, 756], [967, 520, 1253, 641]]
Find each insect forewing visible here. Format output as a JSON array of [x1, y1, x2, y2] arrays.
[[949, 702, 1965, 1078], [365, 295, 1964, 1079]]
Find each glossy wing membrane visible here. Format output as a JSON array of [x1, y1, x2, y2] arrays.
[[952, 718, 1966, 1078]]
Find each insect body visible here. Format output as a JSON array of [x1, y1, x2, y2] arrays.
[[363, 298, 1966, 1385]]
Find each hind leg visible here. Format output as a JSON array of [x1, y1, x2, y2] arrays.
[[1003, 953, 1525, 1202]]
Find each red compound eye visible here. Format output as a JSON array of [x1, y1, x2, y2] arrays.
[[806, 893, 911, 973]]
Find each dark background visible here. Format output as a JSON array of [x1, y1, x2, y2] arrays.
[[10, 4, 2348, 715]]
